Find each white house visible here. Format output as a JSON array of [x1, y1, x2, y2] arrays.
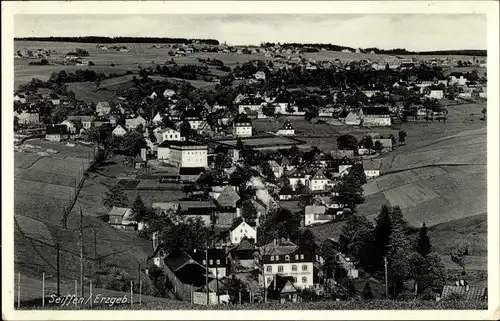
[[96, 101, 111, 116], [125, 115, 147, 130], [363, 159, 381, 179], [108, 207, 137, 230], [152, 112, 164, 125], [14, 94, 27, 104], [288, 170, 309, 191], [157, 141, 208, 168], [150, 91, 158, 99], [229, 218, 257, 244], [155, 127, 184, 144], [233, 119, 253, 137], [260, 240, 315, 290], [60, 120, 78, 134], [304, 205, 337, 226], [425, 86, 444, 99], [238, 97, 265, 114], [276, 119, 295, 136], [360, 107, 392, 127], [309, 170, 329, 191], [112, 125, 127, 137], [268, 160, 284, 179], [448, 73, 467, 86], [345, 111, 362, 125]]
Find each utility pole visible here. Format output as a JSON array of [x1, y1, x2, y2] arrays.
[[384, 256, 388, 299], [205, 240, 209, 305], [80, 208, 84, 297], [215, 254, 220, 305], [93, 228, 97, 261], [56, 243, 60, 296]]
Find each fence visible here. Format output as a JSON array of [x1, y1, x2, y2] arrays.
[[14, 272, 143, 309]]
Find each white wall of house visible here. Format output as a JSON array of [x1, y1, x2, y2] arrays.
[[310, 179, 328, 191], [338, 165, 352, 177], [233, 125, 253, 137], [289, 177, 309, 190], [263, 262, 314, 289], [158, 146, 208, 168], [363, 116, 391, 126], [426, 90, 444, 99], [229, 221, 257, 244], [112, 125, 127, 137], [364, 169, 380, 179], [276, 129, 295, 136]]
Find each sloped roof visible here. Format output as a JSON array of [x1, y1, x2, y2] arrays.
[[362, 107, 391, 116], [108, 207, 131, 217], [267, 275, 298, 296], [260, 240, 298, 256], [216, 186, 240, 208], [311, 169, 327, 180], [281, 119, 294, 130], [178, 199, 217, 210], [46, 125, 68, 135], [441, 285, 487, 302], [362, 159, 382, 171], [305, 205, 327, 216]]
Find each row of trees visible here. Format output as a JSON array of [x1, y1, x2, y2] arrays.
[[336, 205, 446, 298]]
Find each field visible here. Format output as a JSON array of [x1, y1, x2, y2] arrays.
[[216, 135, 306, 149], [66, 82, 117, 104]]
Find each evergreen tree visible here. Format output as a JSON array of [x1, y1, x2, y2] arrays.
[[241, 199, 258, 223], [261, 161, 276, 183], [373, 205, 392, 272], [416, 222, 432, 257], [338, 174, 364, 209], [374, 140, 384, 153], [131, 195, 147, 221]]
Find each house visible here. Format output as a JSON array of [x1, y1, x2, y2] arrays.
[[152, 202, 180, 216], [150, 91, 158, 99], [155, 127, 184, 144], [112, 124, 127, 137], [228, 239, 258, 271], [361, 90, 380, 98], [215, 186, 241, 209], [238, 97, 265, 114], [59, 120, 78, 134], [363, 159, 382, 179], [152, 112, 164, 125], [260, 239, 315, 289], [447, 73, 467, 86], [188, 248, 229, 279], [229, 217, 257, 244], [181, 109, 203, 130], [179, 167, 206, 182], [309, 169, 329, 191], [425, 86, 444, 99], [177, 200, 217, 226], [16, 109, 40, 124], [441, 280, 487, 302], [276, 119, 295, 136], [125, 115, 147, 130], [254, 71, 266, 80], [267, 275, 300, 303], [162, 250, 209, 301], [49, 93, 61, 105], [358, 138, 393, 155], [45, 125, 69, 142], [233, 119, 253, 137], [107, 207, 137, 230], [96, 101, 111, 116], [305, 205, 336, 226], [157, 141, 208, 168], [360, 107, 392, 127], [344, 111, 362, 126], [338, 156, 355, 177], [268, 160, 284, 179], [288, 169, 309, 191], [68, 115, 94, 129], [14, 94, 27, 104]]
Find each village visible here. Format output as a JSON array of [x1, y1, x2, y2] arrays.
[[13, 41, 488, 306]]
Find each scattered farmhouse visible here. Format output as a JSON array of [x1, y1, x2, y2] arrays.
[[233, 119, 253, 137], [276, 120, 295, 136]]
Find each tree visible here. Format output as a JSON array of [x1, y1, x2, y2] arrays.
[[95, 78, 101, 91], [131, 195, 148, 221], [159, 217, 210, 253], [261, 161, 276, 184], [262, 104, 276, 117], [373, 205, 392, 272], [337, 134, 357, 150], [389, 134, 397, 147], [102, 185, 129, 209], [416, 222, 432, 257], [373, 140, 383, 153], [361, 281, 374, 300], [339, 214, 374, 271], [241, 199, 258, 223], [451, 241, 469, 275], [123, 131, 147, 157], [14, 116, 20, 131], [235, 138, 244, 151], [398, 130, 407, 144], [297, 186, 314, 211], [337, 174, 364, 209], [348, 163, 367, 185], [364, 136, 374, 154], [226, 275, 248, 303]]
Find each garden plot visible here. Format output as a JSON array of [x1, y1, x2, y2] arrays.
[[14, 152, 42, 169], [382, 182, 440, 210]]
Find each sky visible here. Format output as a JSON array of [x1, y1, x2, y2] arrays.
[[14, 14, 487, 51]]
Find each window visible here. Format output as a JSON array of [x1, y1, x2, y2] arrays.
[[285, 255, 290, 261], [209, 259, 213, 265], [244, 229, 247, 233], [293, 277, 297, 283], [302, 265, 308, 271], [216, 259, 220, 265], [275, 255, 280, 261], [295, 254, 299, 260], [302, 277, 307, 283], [292, 265, 297, 271], [278, 265, 284, 272], [240, 229, 243, 233], [234, 237, 238, 242], [266, 266, 272, 272], [202, 260, 206, 265], [267, 278, 272, 284], [300, 254, 304, 260], [270, 256, 274, 261]]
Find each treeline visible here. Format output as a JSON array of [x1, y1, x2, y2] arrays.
[[416, 49, 487, 57], [15, 36, 220, 45]]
